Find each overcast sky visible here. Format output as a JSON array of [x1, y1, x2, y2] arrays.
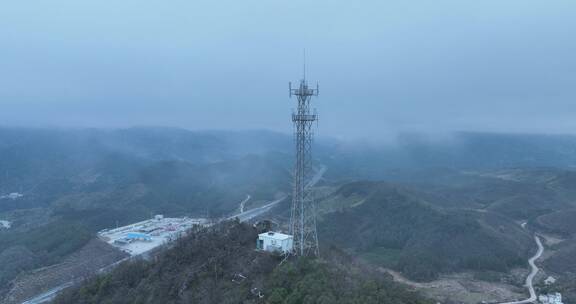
[[1, 1, 575, 139]]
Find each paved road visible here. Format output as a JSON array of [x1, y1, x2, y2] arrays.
[[227, 196, 287, 222], [20, 254, 135, 304], [239, 195, 251, 213], [24, 195, 291, 304], [499, 235, 544, 304], [21, 282, 74, 304], [23, 166, 327, 304], [306, 165, 326, 188], [228, 165, 326, 223]]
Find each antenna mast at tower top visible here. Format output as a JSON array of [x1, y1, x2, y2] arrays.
[[288, 57, 320, 257], [303, 49, 306, 81]]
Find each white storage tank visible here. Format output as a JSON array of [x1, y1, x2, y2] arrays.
[[257, 231, 293, 254]]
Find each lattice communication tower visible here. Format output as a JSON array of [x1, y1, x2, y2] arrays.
[[288, 68, 320, 257]]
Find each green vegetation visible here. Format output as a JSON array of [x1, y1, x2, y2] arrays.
[[4, 128, 576, 301], [318, 181, 534, 281], [544, 239, 576, 274], [54, 221, 432, 304], [0, 220, 91, 283], [535, 209, 576, 237], [360, 247, 402, 268], [0, 128, 292, 291], [265, 257, 430, 304]]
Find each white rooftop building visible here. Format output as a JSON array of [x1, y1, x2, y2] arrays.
[[257, 231, 293, 254], [0, 193, 23, 200], [0, 220, 11, 229], [539, 292, 563, 304], [544, 276, 557, 285], [99, 215, 208, 256]]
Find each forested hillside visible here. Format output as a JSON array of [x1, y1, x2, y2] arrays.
[[0, 127, 293, 293], [54, 221, 432, 304], [317, 182, 534, 281], [5, 128, 576, 301]]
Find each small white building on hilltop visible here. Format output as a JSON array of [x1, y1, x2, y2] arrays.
[[539, 292, 563, 304], [257, 231, 293, 254]]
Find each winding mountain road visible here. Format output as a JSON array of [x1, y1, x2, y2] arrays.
[[239, 195, 251, 213], [228, 165, 326, 223], [499, 235, 544, 304], [306, 165, 326, 188], [22, 165, 327, 304], [227, 196, 287, 222]]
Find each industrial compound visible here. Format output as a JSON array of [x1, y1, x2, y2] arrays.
[[98, 215, 208, 256]]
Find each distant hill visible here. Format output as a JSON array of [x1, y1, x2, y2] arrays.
[[0, 127, 293, 291], [5, 127, 576, 295], [357, 168, 576, 220], [53, 221, 433, 304], [0, 127, 294, 222], [544, 238, 576, 275], [543, 236, 576, 303], [325, 132, 576, 182], [535, 210, 576, 237], [317, 181, 534, 281]]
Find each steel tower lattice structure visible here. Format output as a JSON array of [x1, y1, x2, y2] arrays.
[[288, 70, 320, 257]]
